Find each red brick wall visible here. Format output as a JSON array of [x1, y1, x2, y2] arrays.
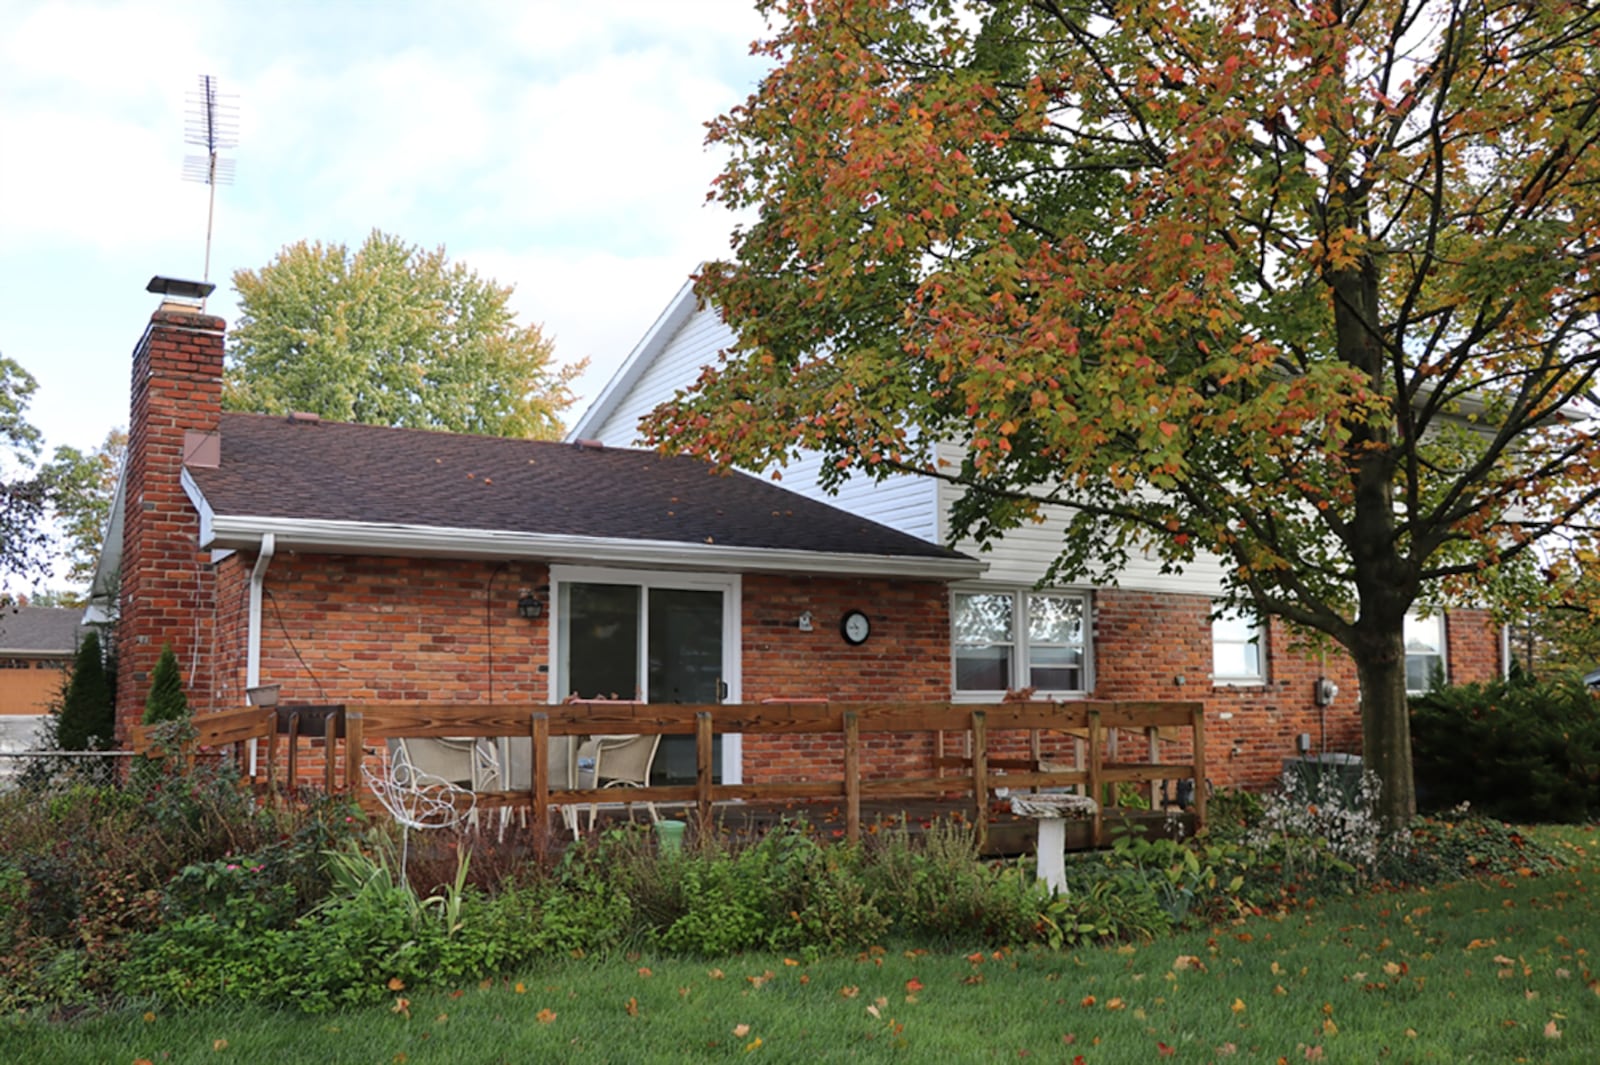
[[238, 554, 551, 706], [740, 574, 952, 782], [1087, 589, 1503, 792], [116, 308, 226, 740]]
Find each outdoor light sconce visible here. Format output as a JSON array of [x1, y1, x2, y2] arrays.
[[517, 593, 543, 620], [246, 684, 281, 708]]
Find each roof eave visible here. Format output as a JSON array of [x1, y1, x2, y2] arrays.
[[200, 512, 987, 582]]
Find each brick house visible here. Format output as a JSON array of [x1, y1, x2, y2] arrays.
[[0, 607, 86, 779], [569, 279, 1508, 789], [98, 279, 992, 787]]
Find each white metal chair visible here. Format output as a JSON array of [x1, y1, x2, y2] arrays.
[[575, 733, 661, 830]]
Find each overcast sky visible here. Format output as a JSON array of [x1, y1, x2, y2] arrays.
[[0, 0, 770, 460]]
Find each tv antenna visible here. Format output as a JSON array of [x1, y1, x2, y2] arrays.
[[182, 74, 238, 293]]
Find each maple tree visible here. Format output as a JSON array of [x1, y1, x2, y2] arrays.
[[645, 0, 1600, 826], [226, 229, 582, 439]]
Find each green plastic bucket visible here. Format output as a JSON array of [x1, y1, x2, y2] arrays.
[[654, 819, 687, 854]]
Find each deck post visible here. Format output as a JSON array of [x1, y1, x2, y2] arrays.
[[344, 711, 363, 793], [1087, 708, 1103, 846], [285, 710, 300, 791], [531, 712, 550, 832], [1146, 725, 1160, 809], [1190, 704, 1207, 833], [843, 710, 861, 844], [323, 711, 339, 793], [265, 713, 279, 794], [970, 709, 988, 850], [696, 711, 715, 835]]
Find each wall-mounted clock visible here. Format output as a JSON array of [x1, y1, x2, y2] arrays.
[[841, 610, 871, 645]]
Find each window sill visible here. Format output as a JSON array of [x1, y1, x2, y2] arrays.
[[1212, 678, 1266, 689]]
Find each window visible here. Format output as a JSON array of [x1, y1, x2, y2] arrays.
[[1212, 605, 1265, 683], [953, 589, 1088, 696], [1405, 613, 1446, 693]]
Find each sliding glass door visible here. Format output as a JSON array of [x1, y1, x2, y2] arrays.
[[552, 567, 740, 785]]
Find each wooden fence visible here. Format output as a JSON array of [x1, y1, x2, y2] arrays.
[[135, 699, 1207, 846]]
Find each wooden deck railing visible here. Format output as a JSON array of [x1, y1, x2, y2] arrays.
[[138, 700, 1207, 845]]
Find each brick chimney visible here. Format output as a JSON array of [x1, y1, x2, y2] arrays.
[[115, 277, 225, 742]]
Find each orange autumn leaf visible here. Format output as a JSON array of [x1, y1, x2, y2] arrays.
[[212, 1042, 228, 1053], [388, 977, 406, 991], [1231, 997, 1247, 1013], [1545, 1020, 1561, 1039], [905, 978, 925, 994], [626, 997, 639, 1017], [840, 986, 860, 998], [1105, 997, 1126, 1010], [514, 982, 527, 994], [637, 967, 653, 978], [1080, 995, 1097, 1007], [734, 1023, 751, 1038], [536, 1008, 557, 1025]]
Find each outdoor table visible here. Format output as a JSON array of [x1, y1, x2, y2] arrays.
[[1009, 792, 1098, 894]]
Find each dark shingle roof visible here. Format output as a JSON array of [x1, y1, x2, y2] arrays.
[[0, 607, 85, 655], [186, 413, 968, 563]]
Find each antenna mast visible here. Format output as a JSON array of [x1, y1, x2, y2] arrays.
[[182, 74, 238, 293]]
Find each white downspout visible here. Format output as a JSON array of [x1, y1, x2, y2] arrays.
[[246, 533, 276, 775]]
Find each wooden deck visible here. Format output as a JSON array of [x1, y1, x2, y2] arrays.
[[134, 698, 1209, 850]]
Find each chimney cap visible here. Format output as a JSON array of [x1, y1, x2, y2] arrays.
[[146, 276, 216, 301]]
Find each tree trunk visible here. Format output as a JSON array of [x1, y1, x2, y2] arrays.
[[1352, 623, 1416, 830]]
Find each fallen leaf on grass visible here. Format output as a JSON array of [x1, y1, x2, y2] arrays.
[[905, 978, 925, 994], [388, 977, 406, 991], [734, 1024, 751, 1038], [1545, 1020, 1561, 1039], [1231, 997, 1247, 1014], [391, 998, 410, 1019], [840, 986, 860, 998], [626, 997, 639, 1017], [536, 1008, 557, 1025], [212, 1039, 228, 1052], [1105, 997, 1126, 1010], [709, 969, 725, 980], [1216, 1043, 1237, 1055]]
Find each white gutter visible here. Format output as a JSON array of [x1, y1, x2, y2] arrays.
[[196, 511, 987, 582], [245, 532, 275, 775]]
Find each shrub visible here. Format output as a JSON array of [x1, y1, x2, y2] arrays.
[[1411, 673, 1600, 822], [141, 644, 188, 725], [56, 630, 114, 752]]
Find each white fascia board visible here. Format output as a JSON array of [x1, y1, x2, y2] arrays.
[[199, 512, 987, 582], [567, 274, 701, 442]]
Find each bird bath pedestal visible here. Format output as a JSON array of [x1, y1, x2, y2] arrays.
[[1009, 793, 1098, 894]]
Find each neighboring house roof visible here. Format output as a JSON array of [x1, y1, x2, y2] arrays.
[[0, 607, 85, 655], [182, 413, 983, 580]]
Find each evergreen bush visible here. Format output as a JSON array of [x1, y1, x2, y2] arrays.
[[142, 644, 189, 724], [55, 630, 114, 751], [1410, 673, 1600, 822]]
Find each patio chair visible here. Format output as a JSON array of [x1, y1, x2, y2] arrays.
[[501, 735, 581, 838], [576, 733, 661, 831]]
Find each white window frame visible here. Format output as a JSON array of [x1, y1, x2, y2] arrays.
[[1211, 604, 1266, 686], [951, 587, 1091, 700], [1404, 611, 1447, 694], [548, 564, 743, 784]]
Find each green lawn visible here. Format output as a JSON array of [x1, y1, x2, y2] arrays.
[[6, 826, 1597, 1064]]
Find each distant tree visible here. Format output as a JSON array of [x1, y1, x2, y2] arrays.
[[43, 428, 126, 588], [142, 643, 189, 725], [225, 229, 583, 438], [56, 629, 114, 751], [0, 355, 52, 592]]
